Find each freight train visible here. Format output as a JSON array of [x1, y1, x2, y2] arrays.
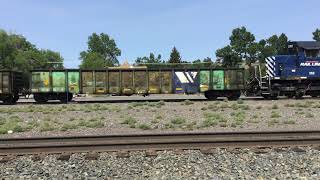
[[0, 41, 319, 104]]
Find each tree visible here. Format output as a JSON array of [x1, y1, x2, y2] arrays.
[[265, 33, 288, 55], [313, 29, 320, 41], [80, 33, 121, 68], [216, 45, 241, 67], [168, 47, 181, 63], [135, 53, 162, 64], [79, 52, 105, 69], [0, 29, 63, 72], [229, 27, 255, 60], [203, 57, 213, 63]]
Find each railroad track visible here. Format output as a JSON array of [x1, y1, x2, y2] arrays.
[[0, 131, 320, 156], [6, 96, 315, 105]]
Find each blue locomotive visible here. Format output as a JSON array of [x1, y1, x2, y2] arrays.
[[258, 41, 320, 98]]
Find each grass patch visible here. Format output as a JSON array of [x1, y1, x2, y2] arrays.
[[271, 104, 278, 109], [203, 113, 225, 127], [183, 121, 197, 130], [40, 122, 55, 132], [85, 120, 104, 128], [283, 120, 296, 124], [121, 117, 137, 128], [151, 119, 159, 124], [268, 119, 280, 126], [239, 105, 250, 110], [305, 113, 314, 118], [182, 100, 194, 105], [138, 123, 151, 130], [284, 103, 295, 107], [171, 117, 186, 125], [165, 123, 174, 129], [247, 119, 260, 124], [237, 99, 244, 104], [60, 123, 78, 131], [270, 111, 281, 118], [201, 107, 208, 111]]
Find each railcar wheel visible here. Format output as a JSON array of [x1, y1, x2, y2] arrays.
[[295, 89, 304, 99], [286, 94, 294, 99], [34, 94, 48, 103], [68, 93, 73, 101], [227, 93, 240, 101], [204, 91, 217, 100], [3, 95, 16, 104]]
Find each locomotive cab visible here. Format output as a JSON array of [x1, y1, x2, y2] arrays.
[[261, 41, 320, 99]]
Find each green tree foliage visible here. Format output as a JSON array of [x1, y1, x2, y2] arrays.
[[135, 53, 162, 64], [80, 33, 121, 68], [313, 28, 320, 41], [265, 33, 288, 55], [216, 45, 241, 67], [168, 47, 181, 63], [216, 27, 289, 67], [192, 57, 213, 64], [0, 29, 63, 72]]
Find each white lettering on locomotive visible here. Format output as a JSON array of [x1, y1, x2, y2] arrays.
[[300, 61, 320, 66]]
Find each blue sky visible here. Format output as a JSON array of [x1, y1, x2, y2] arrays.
[[0, 0, 319, 68]]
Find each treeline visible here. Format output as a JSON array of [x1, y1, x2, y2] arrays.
[[79, 27, 320, 69], [1, 27, 319, 72], [0, 29, 63, 72]]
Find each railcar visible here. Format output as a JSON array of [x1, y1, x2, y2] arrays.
[[29, 67, 245, 103], [0, 71, 25, 104]]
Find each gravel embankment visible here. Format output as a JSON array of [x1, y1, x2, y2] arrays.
[[1, 98, 320, 138], [1, 147, 319, 179]]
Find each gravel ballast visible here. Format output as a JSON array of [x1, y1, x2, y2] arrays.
[[1, 98, 320, 138], [0, 147, 319, 179]]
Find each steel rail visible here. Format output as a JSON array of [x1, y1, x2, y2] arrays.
[[0, 131, 319, 155]]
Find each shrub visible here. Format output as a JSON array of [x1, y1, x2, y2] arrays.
[[219, 123, 227, 127], [158, 100, 165, 106], [240, 105, 250, 110], [183, 100, 194, 105], [237, 99, 244, 104], [201, 107, 207, 111], [121, 117, 137, 128], [171, 117, 186, 125], [271, 104, 279, 109], [233, 111, 246, 122], [9, 115, 22, 122], [268, 119, 280, 126], [40, 122, 55, 132], [203, 118, 218, 127], [131, 102, 144, 107], [305, 113, 314, 118], [61, 123, 78, 131], [165, 123, 174, 129], [138, 123, 151, 130], [270, 111, 281, 118], [86, 120, 104, 128], [0, 117, 6, 125], [151, 119, 159, 124], [283, 120, 296, 124]]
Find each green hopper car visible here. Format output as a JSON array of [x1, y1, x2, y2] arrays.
[[30, 67, 245, 103]]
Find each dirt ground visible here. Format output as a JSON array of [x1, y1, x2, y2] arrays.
[[0, 98, 320, 138]]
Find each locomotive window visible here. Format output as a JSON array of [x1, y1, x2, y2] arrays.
[[305, 49, 320, 58]]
